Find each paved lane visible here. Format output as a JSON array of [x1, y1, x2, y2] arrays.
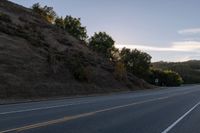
[[0, 85, 200, 133]]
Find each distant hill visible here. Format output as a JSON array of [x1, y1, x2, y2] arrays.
[[152, 60, 200, 84], [0, 0, 152, 99]]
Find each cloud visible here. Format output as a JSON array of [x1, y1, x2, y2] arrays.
[[115, 41, 200, 52], [115, 44, 183, 52], [178, 28, 200, 35], [172, 41, 200, 50]]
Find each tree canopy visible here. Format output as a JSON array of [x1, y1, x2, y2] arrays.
[[120, 48, 152, 78], [32, 3, 57, 23], [55, 15, 88, 41], [54, 17, 65, 29], [89, 32, 115, 58]]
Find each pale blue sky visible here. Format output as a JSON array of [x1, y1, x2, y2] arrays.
[[10, 0, 200, 62]]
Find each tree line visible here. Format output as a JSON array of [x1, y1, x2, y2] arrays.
[[153, 61, 200, 84], [31, 3, 183, 87]]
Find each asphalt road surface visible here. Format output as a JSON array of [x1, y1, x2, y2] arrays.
[[0, 85, 200, 133]]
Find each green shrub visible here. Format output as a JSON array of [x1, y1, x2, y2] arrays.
[[163, 70, 184, 86], [152, 61, 200, 84], [149, 69, 183, 87]]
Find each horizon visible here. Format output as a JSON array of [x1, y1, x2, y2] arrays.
[[10, 0, 200, 62]]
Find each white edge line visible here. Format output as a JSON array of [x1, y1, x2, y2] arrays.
[[0, 101, 91, 115], [161, 101, 200, 133], [0, 90, 198, 115], [0, 93, 200, 132], [0, 96, 170, 133]]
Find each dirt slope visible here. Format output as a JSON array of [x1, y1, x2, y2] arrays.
[[0, 0, 151, 99]]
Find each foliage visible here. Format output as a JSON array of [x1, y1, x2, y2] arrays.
[[32, 3, 57, 23], [114, 61, 127, 81], [109, 47, 120, 62], [61, 15, 88, 41], [89, 32, 115, 58], [68, 53, 91, 82], [153, 60, 200, 84], [149, 69, 183, 86], [0, 12, 11, 23], [120, 47, 152, 78], [55, 17, 65, 29]]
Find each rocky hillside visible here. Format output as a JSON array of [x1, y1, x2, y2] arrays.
[[0, 0, 151, 99]]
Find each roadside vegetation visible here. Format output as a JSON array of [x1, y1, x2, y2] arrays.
[[0, 12, 12, 23], [148, 69, 183, 86], [153, 61, 200, 84], [31, 3, 184, 87]]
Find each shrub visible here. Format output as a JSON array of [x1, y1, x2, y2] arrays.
[[149, 69, 183, 86], [0, 13, 11, 23], [152, 61, 200, 84], [114, 61, 127, 81], [32, 3, 57, 23], [57, 38, 72, 46], [163, 70, 183, 86], [68, 56, 91, 82]]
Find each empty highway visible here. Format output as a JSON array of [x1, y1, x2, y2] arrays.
[[0, 85, 200, 133]]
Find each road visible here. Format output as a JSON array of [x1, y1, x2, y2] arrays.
[[0, 85, 200, 133]]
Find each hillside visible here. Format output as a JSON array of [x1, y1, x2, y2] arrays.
[[152, 60, 200, 84], [0, 0, 152, 99]]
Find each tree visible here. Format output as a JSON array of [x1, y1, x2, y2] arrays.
[[89, 32, 115, 58], [32, 3, 57, 23], [55, 17, 65, 29], [120, 47, 152, 78], [63, 15, 87, 41]]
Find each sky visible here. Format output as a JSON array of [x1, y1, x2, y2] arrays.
[[10, 0, 200, 62]]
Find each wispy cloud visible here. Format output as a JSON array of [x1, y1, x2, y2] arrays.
[[115, 41, 200, 52], [178, 28, 200, 35], [172, 41, 200, 50], [115, 44, 183, 52]]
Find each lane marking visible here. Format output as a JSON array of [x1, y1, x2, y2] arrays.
[[161, 101, 200, 133], [0, 101, 91, 115], [1, 89, 200, 133], [0, 96, 169, 133]]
